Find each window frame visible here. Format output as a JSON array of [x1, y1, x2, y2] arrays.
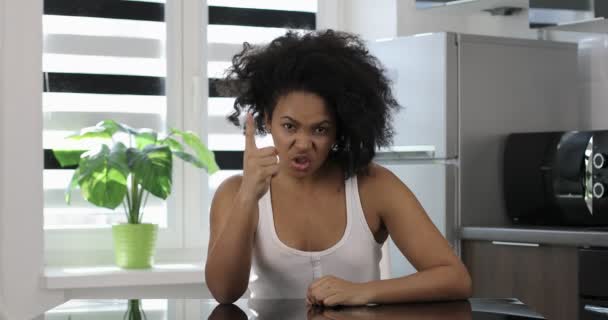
[[43, 0, 209, 264]]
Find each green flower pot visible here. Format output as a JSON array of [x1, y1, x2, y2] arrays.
[[112, 223, 158, 269]]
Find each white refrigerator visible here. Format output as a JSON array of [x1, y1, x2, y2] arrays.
[[368, 32, 584, 278]]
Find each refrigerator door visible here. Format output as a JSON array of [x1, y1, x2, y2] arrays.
[[377, 161, 457, 278], [368, 32, 458, 159]]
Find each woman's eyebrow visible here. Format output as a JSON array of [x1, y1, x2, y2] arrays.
[[280, 116, 331, 126]]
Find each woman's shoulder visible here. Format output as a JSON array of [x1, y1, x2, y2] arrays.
[[357, 162, 410, 203], [213, 174, 243, 198], [356, 163, 418, 223], [357, 162, 400, 188], [356, 162, 390, 199]]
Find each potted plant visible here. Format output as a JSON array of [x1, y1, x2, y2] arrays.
[[53, 120, 219, 269]]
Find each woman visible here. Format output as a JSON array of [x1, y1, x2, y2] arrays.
[[204, 29, 472, 306]]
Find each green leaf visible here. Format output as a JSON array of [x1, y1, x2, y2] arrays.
[[67, 120, 137, 141], [135, 128, 158, 150], [108, 142, 130, 176], [171, 129, 219, 174], [97, 119, 137, 135], [159, 137, 184, 152], [115, 122, 137, 135], [174, 151, 205, 168], [53, 149, 86, 167], [127, 145, 172, 199], [65, 168, 80, 204], [66, 126, 112, 141], [77, 143, 129, 209], [67, 120, 116, 140]]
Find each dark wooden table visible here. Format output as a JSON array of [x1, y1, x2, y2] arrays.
[[36, 298, 545, 319]]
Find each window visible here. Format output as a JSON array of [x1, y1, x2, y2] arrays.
[[43, 0, 318, 265], [42, 0, 185, 262], [43, 0, 169, 230]]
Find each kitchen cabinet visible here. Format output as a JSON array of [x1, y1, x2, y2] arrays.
[[462, 240, 578, 320], [415, 0, 527, 14], [416, 0, 608, 34], [530, 0, 608, 34]]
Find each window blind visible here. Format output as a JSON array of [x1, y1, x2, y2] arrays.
[[42, 0, 168, 229]]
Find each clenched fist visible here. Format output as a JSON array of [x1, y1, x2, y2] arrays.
[[238, 113, 279, 202]]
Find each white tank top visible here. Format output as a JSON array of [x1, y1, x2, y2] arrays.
[[249, 176, 382, 299]]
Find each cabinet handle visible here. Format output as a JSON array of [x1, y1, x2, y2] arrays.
[[584, 304, 608, 315], [491, 241, 540, 247]]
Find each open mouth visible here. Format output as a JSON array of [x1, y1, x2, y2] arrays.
[[291, 155, 311, 171]]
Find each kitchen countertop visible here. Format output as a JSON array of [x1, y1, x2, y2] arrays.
[[460, 226, 608, 247], [36, 298, 546, 319]]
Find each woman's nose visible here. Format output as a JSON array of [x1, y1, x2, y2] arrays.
[[293, 134, 313, 150]]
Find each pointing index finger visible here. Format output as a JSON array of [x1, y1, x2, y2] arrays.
[[245, 112, 257, 150]]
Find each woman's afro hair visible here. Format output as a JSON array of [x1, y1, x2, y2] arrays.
[[222, 29, 401, 178]]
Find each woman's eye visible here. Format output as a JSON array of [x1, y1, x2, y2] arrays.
[[315, 127, 328, 134], [282, 123, 294, 130]]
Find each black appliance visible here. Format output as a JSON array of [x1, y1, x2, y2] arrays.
[[579, 248, 608, 319], [504, 131, 608, 226]]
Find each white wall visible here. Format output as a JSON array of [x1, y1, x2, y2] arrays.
[[317, 0, 397, 39], [342, 0, 397, 39], [0, 0, 65, 319]]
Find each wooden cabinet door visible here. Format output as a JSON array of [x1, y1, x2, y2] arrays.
[[462, 240, 578, 320]]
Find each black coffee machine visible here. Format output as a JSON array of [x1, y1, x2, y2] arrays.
[[504, 130, 608, 226]]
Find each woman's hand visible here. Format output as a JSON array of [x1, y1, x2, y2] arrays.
[[238, 113, 279, 202], [306, 275, 371, 307]]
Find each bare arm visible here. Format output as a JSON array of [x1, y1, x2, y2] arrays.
[[205, 113, 279, 304], [204, 176, 258, 304], [364, 164, 472, 304], [308, 163, 471, 306]]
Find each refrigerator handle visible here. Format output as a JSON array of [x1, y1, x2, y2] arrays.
[[375, 146, 436, 160]]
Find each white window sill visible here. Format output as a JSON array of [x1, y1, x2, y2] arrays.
[[44, 263, 205, 289]]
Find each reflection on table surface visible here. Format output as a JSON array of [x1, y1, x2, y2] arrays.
[[41, 298, 545, 320]]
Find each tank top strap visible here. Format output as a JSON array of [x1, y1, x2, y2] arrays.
[[256, 189, 272, 235], [345, 175, 358, 213], [347, 175, 380, 245]]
